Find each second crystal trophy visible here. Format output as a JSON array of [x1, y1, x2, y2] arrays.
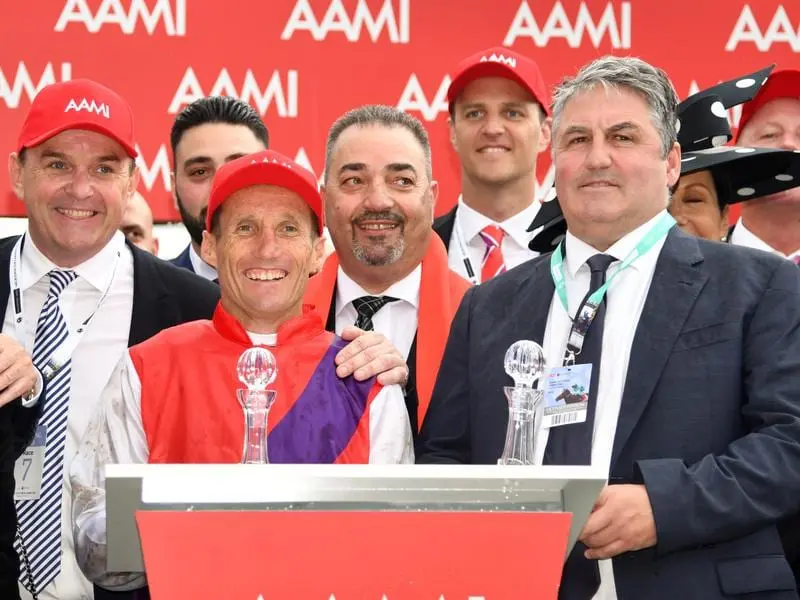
[[498, 340, 546, 466], [236, 346, 278, 464]]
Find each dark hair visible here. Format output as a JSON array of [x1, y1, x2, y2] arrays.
[[210, 200, 320, 240], [170, 97, 269, 161], [325, 105, 432, 182], [18, 147, 136, 175]]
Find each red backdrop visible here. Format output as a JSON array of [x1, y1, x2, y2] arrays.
[[1, 0, 798, 221]]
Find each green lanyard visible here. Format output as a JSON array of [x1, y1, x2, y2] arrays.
[[550, 212, 676, 364]]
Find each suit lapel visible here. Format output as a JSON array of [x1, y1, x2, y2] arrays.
[[611, 229, 708, 466], [516, 257, 554, 346], [433, 206, 457, 249], [129, 243, 171, 346], [0, 237, 17, 332]]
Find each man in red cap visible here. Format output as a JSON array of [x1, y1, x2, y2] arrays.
[[732, 69, 800, 261], [6, 81, 405, 600], [433, 46, 555, 284], [69, 149, 413, 593], [4, 78, 220, 600], [734, 68, 800, 586]]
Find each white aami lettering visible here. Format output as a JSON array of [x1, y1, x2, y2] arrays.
[[0, 62, 72, 110], [480, 53, 517, 68], [281, 0, 410, 43], [54, 0, 186, 36], [136, 144, 171, 192], [65, 97, 110, 118], [504, 1, 631, 49], [168, 67, 298, 117], [725, 5, 800, 52], [293, 147, 324, 185], [396, 74, 451, 122]]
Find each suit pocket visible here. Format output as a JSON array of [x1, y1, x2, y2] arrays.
[[673, 321, 741, 352], [716, 555, 796, 594]]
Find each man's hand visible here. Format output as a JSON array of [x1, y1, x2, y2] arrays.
[[579, 484, 657, 560], [334, 326, 409, 386], [0, 335, 38, 408]]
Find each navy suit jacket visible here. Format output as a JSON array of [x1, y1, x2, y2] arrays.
[[0, 237, 220, 600], [418, 227, 800, 599], [168, 244, 194, 273]]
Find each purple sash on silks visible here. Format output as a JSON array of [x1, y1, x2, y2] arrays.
[[267, 338, 375, 463]]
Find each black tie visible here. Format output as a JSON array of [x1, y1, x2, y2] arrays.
[[543, 253, 615, 599], [351, 295, 399, 331]]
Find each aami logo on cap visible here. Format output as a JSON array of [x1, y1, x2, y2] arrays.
[[480, 53, 517, 69], [64, 97, 111, 118], [251, 156, 294, 169]]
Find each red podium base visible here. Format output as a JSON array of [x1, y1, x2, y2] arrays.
[[136, 510, 570, 599]]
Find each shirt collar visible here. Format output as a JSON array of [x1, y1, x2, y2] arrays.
[[189, 244, 218, 281], [335, 264, 421, 317], [21, 230, 124, 292], [456, 195, 541, 248], [730, 218, 797, 259], [564, 210, 669, 278]]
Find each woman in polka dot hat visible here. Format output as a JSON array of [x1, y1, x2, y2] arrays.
[[671, 65, 800, 241]]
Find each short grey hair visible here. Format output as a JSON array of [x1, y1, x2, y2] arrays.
[[551, 56, 679, 158], [324, 105, 432, 182]]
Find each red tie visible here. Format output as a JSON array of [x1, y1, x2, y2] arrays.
[[479, 225, 506, 283], [793, 256, 800, 265]]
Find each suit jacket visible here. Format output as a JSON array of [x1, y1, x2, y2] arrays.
[[168, 244, 194, 273], [0, 236, 220, 600], [432, 200, 566, 253], [418, 228, 800, 599]]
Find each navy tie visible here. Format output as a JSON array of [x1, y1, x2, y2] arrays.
[[544, 253, 615, 598], [16, 269, 78, 593]]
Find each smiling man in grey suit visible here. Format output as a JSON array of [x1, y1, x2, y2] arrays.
[[417, 56, 800, 600]]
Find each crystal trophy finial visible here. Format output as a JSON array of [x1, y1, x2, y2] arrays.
[[236, 346, 278, 464], [504, 340, 546, 388], [237, 347, 277, 391], [499, 340, 546, 466]]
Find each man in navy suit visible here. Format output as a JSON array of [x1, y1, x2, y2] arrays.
[[168, 97, 269, 280], [418, 56, 800, 599]]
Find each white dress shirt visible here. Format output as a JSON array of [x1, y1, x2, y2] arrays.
[[188, 244, 218, 281], [730, 217, 800, 261], [4, 231, 134, 600], [539, 211, 669, 600], [69, 334, 413, 591], [447, 197, 542, 283], [334, 265, 420, 360]]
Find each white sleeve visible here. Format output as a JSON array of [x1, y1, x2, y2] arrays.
[[69, 352, 149, 591], [368, 384, 414, 464]]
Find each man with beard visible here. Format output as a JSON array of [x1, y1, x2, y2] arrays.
[[732, 69, 800, 261], [169, 97, 269, 280], [305, 105, 469, 440], [433, 47, 557, 284]]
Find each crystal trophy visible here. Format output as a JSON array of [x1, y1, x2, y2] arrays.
[[498, 340, 546, 466], [236, 347, 278, 464]]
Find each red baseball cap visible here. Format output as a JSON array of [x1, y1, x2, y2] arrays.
[[206, 150, 323, 235], [17, 79, 137, 158], [736, 69, 800, 142], [447, 46, 550, 116]]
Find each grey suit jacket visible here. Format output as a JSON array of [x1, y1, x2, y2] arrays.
[[418, 227, 800, 599]]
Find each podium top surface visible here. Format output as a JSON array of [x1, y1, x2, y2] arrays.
[[106, 463, 606, 506]]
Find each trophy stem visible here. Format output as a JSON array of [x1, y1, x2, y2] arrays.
[[498, 386, 540, 466], [238, 389, 277, 464]]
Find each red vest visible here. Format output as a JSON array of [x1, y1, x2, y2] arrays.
[[131, 304, 381, 464]]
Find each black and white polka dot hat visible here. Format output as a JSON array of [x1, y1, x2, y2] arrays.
[[679, 64, 800, 205], [677, 65, 774, 153]]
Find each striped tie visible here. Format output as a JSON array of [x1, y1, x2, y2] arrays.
[[479, 225, 506, 283], [15, 269, 78, 593]]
